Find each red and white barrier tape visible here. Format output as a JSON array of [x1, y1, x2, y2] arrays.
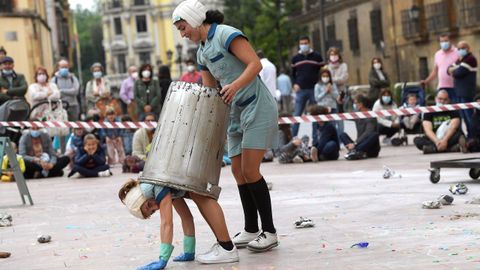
[[1, 102, 479, 129]]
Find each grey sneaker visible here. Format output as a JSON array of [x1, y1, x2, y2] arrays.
[[232, 230, 259, 248], [246, 231, 279, 252], [310, 147, 319, 162]]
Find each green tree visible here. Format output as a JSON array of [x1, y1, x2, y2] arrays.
[[223, 0, 304, 71]]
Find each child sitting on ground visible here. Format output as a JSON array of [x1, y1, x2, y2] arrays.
[[68, 134, 112, 178], [1, 142, 26, 182], [65, 128, 86, 168], [33, 143, 51, 177], [118, 179, 195, 270]]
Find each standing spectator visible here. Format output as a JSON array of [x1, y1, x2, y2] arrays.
[[368, 57, 390, 105], [340, 95, 380, 160], [327, 47, 348, 136], [448, 41, 478, 139], [18, 127, 70, 179], [28, 67, 60, 120], [421, 34, 458, 102], [0, 57, 27, 106], [309, 105, 339, 161], [413, 90, 466, 154], [68, 134, 111, 178], [276, 68, 292, 114], [85, 63, 111, 116], [120, 66, 138, 121], [257, 50, 277, 98], [135, 64, 161, 119], [291, 36, 324, 137], [467, 94, 480, 152], [51, 59, 80, 120], [158, 65, 172, 107], [180, 59, 202, 84], [101, 108, 126, 165], [372, 89, 400, 144]]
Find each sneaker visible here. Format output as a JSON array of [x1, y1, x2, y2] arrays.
[[247, 231, 279, 252], [422, 145, 437, 154], [232, 230, 259, 248], [391, 138, 403, 146], [345, 150, 365, 160], [382, 137, 391, 145], [310, 147, 318, 162], [98, 169, 112, 177], [68, 171, 80, 178], [196, 243, 239, 264], [292, 155, 303, 163]]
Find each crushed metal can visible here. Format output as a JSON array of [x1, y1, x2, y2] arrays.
[[449, 183, 468, 195]]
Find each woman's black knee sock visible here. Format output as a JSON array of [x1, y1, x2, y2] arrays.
[[247, 177, 276, 234], [237, 184, 259, 233]]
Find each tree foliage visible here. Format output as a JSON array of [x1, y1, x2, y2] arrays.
[[223, 0, 304, 71]]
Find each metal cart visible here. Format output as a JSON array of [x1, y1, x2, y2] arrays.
[[429, 158, 480, 183]]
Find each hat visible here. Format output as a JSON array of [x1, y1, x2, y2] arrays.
[[122, 184, 147, 219], [1, 56, 13, 64], [172, 0, 207, 28]]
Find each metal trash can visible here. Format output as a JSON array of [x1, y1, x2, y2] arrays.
[[139, 81, 229, 199]]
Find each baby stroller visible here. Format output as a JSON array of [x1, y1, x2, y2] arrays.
[[0, 99, 30, 143], [29, 99, 70, 137], [395, 82, 426, 145]]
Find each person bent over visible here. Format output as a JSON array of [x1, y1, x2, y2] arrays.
[[340, 95, 381, 160], [414, 90, 466, 154]]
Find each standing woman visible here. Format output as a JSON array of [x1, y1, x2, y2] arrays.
[[173, 0, 279, 252], [134, 64, 161, 120], [85, 63, 111, 116], [368, 57, 390, 106], [327, 47, 348, 135], [28, 67, 61, 120]]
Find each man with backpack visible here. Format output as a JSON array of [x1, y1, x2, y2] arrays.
[[51, 59, 80, 121]]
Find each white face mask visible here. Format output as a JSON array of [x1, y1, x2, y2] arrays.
[[37, 74, 47, 83], [321, 77, 330, 84], [373, 63, 382, 70], [299, 44, 310, 53], [131, 72, 138, 80], [187, 65, 195, 73], [142, 70, 151, 78], [330, 55, 339, 63]]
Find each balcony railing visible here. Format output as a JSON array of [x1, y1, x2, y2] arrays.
[[458, 0, 480, 28], [104, 0, 123, 11], [132, 0, 150, 6]]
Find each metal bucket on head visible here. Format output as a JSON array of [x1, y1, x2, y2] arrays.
[[139, 81, 229, 199]]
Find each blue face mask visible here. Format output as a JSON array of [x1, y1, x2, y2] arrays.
[[30, 130, 41, 138], [440, 42, 450, 51], [458, 49, 468, 58], [93, 71, 103, 79], [353, 104, 358, 111], [382, 96, 391, 104], [59, 68, 69, 77], [2, 69, 12, 76]]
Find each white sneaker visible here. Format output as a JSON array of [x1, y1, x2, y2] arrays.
[[98, 169, 112, 177], [232, 230, 260, 248], [247, 231, 278, 252], [196, 243, 239, 264]]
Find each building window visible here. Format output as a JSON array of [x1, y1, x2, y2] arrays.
[[425, 1, 450, 33], [133, 0, 147, 6], [117, 54, 127, 74], [458, 0, 480, 27], [347, 15, 360, 54], [370, 9, 384, 49], [139, 52, 151, 64], [401, 9, 422, 38], [114, 17, 122, 35], [311, 27, 321, 53], [136, 15, 147, 33], [112, 0, 122, 8], [419, 57, 429, 81], [0, 0, 14, 12]]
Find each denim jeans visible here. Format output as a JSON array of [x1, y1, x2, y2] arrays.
[[292, 89, 316, 139], [340, 132, 380, 158], [457, 96, 474, 138]]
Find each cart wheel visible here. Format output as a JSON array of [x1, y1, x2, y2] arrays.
[[469, 168, 480, 180], [429, 168, 440, 184]]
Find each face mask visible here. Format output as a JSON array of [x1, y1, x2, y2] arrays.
[[37, 74, 47, 83], [458, 49, 468, 58], [436, 101, 444, 106], [142, 70, 151, 78], [30, 130, 41, 138], [353, 104, 358, 111], [382, 96, 391, 104], [85, 127, 94, 133], [187, 65, 195, 73], [440, 41, 450, 51], [93, 71, 103, 79], [2, 69, 12, 75], [59, 68, 69, 77], [321, 77, 330, 83], [373, 63, 382, 70], [299, 44, 310, 53], [131, 72, 138, 80], [329, 55, 339, 63]]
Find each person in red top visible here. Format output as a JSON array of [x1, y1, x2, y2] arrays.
[[179, 59, 202, 83]]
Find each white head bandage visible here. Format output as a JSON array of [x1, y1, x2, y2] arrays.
[[122, 185, 147, 219], [172, 0, 207, 28]]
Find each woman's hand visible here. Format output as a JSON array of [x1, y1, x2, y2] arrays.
[[220, 83, 240, 104]]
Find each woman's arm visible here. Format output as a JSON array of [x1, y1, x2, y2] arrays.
[[220, 38, 262, 104], [201, 70, 217, 88], [159, 192, 173, 244]]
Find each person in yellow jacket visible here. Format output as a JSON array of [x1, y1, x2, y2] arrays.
[[2, 142, 26, 182]]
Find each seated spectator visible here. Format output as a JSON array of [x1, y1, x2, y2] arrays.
[[309, 105, 339, 161], [65, 128, 86, 167], [1, 142, 25, 182], [101, 108, 125, 165], [400, 94, 422, 133], [68, 134, 111, 178], [467, 94, 480, 152], [373, 89, 400, 145], [18, 127, 69, 179], [413, 90, 466, 154], [340, 95, 381, 160], [28, 67, 61, 120], [123, 113, 156, 172], [32, 142, 51, 177], [121, 115, 135, 156], [275, 117, 311, 164], [0, 56, 27, 106]]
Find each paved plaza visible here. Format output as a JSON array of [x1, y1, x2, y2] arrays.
[[1, 144, 480, 270]]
